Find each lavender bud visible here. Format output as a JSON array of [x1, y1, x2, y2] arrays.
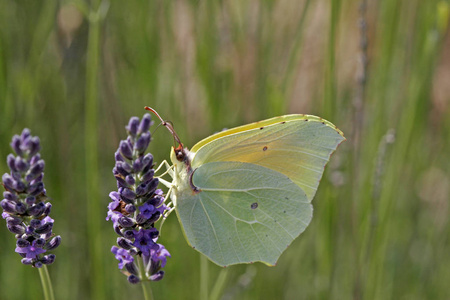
[[28, 137, 41, 157], [125, 262, 139, 276], [34, 261, 43, 268], [27, 182, 39, 194], [141, 169, 155, 183], [3, 191, 17, 201], [16, 238, 30, 248], [129, 248, 138, 256], [28, 160, 45, 178], [119, 141, 133, 160], [120, 188, 136, 201], [117, 237, 133, 250], [35, 238, 46, 247], [11, 172, 21, 181], [29, 182, 44, 196], [8, 224, 25, 234], [14, 180, 26, 192], [125, 175, 135, 186], [28, 173, 43, 185], [141, 154, 153, 171], [142, 165, 153, 176], [148, 195, 164, 207], [136, 213, 147, 225], [21, 128, 31, 141], [135, 133, 150, 154], [135, 183, 148, 197], [25, 196, 36, 205], [115, 176, 128, 189], [126, 137, 134, 149], [7, 154, 17, 172], [147, 178, 159, 195], [138, 114, 152, 134], [118, 216, 135, 228], [41, 254, 56, 265], [116, 161, 132, 176], [15, 202, 27, 214], [126, 117, 140, 136], [15, 157, 29, 172], [132, 158, 143, 173], [30, 219, 42, 228], [28, 202, 45, 216], [127, 274, 140, 284], [114, 225, 123, 236], [46, 236, 61, 250], [10, 135, 22, 156], [2, 174, 15, 191], [145, 211, 161, 225], [6, 216, 22, 226], [123, 230, 134, 239], [1, 199, 16, 213], [35, 222, 53, 234], [115, 151, 125, 162], [150, 271, 165, 281], [21, 258, 34, 265], [125, 204, 136, 213], [30, 154, 41, 165], [43, 203, 52, 216]]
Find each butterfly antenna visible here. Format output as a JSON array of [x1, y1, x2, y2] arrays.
[[144, 106, 183, 147]]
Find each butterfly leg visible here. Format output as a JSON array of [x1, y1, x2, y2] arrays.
[[154, 160, 174, 178], [154, 160, 175, 189]]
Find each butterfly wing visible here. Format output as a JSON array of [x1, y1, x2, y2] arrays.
[[191, 115, 345, 202], [175, 161, 311, 267]]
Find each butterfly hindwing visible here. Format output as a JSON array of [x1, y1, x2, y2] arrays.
[[175, 161, 311, 267]]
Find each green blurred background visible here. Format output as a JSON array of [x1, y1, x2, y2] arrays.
[[1, 0, 449, 299]]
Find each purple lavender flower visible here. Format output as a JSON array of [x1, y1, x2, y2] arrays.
[[111, 246, 134, 269], [107, 114, 170, 284], [1, 129, 61, 268]]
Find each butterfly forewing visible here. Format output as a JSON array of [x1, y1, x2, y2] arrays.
[[191, 116, 345, 202]]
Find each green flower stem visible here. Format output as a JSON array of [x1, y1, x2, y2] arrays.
[[210, 268, 229, 300], [85, 2, 105, 299], [137, 256, 154, 300], [200, 254, 208, 300], [38, 265, 55, 300]]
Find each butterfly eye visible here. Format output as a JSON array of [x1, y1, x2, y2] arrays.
[[175, 150, 185, 161]]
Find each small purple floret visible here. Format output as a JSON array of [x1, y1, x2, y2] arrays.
[[111, 246, 134, 269], [15, 240, 46, 258]]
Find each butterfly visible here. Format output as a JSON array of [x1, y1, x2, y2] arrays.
[[145, 107, 345, 267]]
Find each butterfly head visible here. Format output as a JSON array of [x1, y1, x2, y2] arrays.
[[170, 144, 194, 165], [145, 106, 195, 170]]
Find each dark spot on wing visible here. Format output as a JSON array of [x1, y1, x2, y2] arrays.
[[283, 210, 286, 213], [285, 197, 289, 200], [304, 119, 308, 122], [281, 121, 286, 124], [260, 127, 264, 130], [251, 202, 258, 209], [263, 146, 268, 151]]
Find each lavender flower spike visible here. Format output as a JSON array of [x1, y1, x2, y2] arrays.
[[107, 114, 170, 284], [1, 129, 61, 268]]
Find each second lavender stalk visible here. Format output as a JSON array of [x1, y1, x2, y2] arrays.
[[107, 114, 170, 284]]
